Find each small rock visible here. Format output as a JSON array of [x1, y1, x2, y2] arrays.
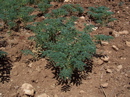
[[0, 93, 2, 97], [101, 56, 109, 62], [21, 83, 35, 96], [93, 58, 104, 65], [79, 90, 85, 94], [112, 30, 120, 37], [28, 63, 33, 68], [37, 93, 50, 97], [92, 27, 98, 31], [74, 22, 78, 24], [80, 16, 85, 20], [112, 45, 119, 51], [64, 0, 71, 2], [126, 41, 130, 47], [101, 83, 108, 88], [101, 41, 109, 45], [119, 30, 129, 35], [117, 65, 123, 71], [106, 69, 112, 73]]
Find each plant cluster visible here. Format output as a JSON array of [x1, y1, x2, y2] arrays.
[[38, 1, 52, 14], [0, 0, 115, 81], [0, 0, 36, 30], [88, 6, 117, 26], [45, 4, 84, 18], [27, 16, 96, 80], [26, 3, 115, 80]]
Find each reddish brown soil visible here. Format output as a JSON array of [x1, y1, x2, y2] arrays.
[[0, 1, 130, 97]]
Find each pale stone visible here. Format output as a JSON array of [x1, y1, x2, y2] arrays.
[[101, 83, 108, 88], [64, 0, 71, 2], [37, 93, 50, 97], [119, 30, 129, 35], [0, 93, 2, 97], [101, 56, 109, 62], [74, 22, 78, 24], [28, 63, 33, 68], [126, 41, 130, 47], [21, 83, 35, 96], [101, 41, 109, 45], [112, 45, 119, 51], [92, 27, 98, 31], [106, 69, 112, 73], [80, 16, 85, 20]]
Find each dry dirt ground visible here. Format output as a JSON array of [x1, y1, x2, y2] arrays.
[[0, 0, 130, 97]]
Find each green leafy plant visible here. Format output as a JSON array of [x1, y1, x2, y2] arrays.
[[38, 2, 52, 14], [0, 0, 35, 30], [25, 4, 113, 81], [88, 6, 117, 26], [61, 4, 84, 15], [27, 15, 96, 80]]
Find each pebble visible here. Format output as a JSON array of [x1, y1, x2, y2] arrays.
[[119, 30, 129, 35], [0, 93, 2, 97], [101, 41, 109, 45], [101, 83, 108, 88], [37, 93, 50, 97], [101, 56, 109, 62], [92, 27, 98, 31], [64, 0, 71, 2], [112, 45, 119, 51], [80, 16, 85, 20], [126, 41, 130, 47], [106, 69, 112, 73], [21, 83, 35, 96], [28, 63, 33, 68], [74, 22, 78, 24]]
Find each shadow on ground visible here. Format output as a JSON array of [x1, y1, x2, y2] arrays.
[[45, 59, 93, 92], [0, 57, 12, 83]]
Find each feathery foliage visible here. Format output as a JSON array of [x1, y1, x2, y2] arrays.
[[0, 0, 35, 29], [88, 6, 117, 26]]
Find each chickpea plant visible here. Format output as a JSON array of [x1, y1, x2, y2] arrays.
[[88, 6, 117, 26]]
